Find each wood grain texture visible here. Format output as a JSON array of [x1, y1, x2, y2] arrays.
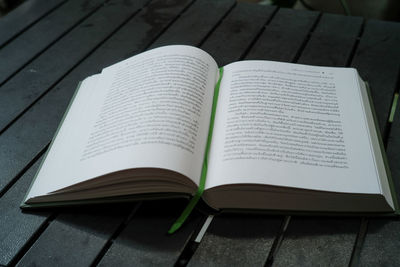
[[245, 8, 319, 62], [17, 206, 132, 267], [0, 0, 148, 133], [0, 156, 50, 266], [149, 0, 235, 48], [188, 215, 282, 266], [274, 218, 359, 267], [97, 201, 202, 266], [357, 219, 400, 266], [297, 13, 363, 66], [0, 0, 65, 47], [0, 0, 106, 85], [201, 2, 276, 66]]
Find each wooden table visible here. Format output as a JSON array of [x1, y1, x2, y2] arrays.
[[1, 0, 399, 266]]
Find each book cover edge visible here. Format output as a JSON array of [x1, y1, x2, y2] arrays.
[[21, 81, 84, 209], [364, 81, 400, 215]]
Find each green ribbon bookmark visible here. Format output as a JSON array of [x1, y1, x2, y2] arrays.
[[168, 67, 224, 234], [389, 93, 398, 123]]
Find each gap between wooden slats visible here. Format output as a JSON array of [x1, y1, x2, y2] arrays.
[[0, 0, 66, 48]]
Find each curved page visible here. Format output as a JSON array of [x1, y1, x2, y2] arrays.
[[27, 45, 218, 199]]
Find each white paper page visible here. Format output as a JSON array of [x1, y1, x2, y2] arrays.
[[28, 45, 218, 199], [206, 60, 381, 194], [27, 74, 100, 198]]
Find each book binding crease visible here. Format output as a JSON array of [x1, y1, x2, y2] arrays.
[[168, 67, 224, 234]]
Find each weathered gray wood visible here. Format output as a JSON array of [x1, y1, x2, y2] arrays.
[[17, 205, 132, 267], [297, 13, 363, 66], [97, 201, 201, 266], [245, 8, 319, 62], [188, 215, 282, 266], [274, 218, 360, 267], [357, 218, 400, 266], [351, 19, 400, 135], [201, 2, 276, 66], [0, 156, 50, 266], [0, 0, 148, 134], [272, 13, 364, 267], [0, 0, 106, 85], [0, 0, 65, 47], [149, 0, 235, 48], [0, 0, 149, 192]]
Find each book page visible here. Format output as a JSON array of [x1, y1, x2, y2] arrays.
[[206, 60, 382, 195], [27, 45, 218, 199]]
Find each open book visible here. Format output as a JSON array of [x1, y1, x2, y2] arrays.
[[22, 45, 398, 219]]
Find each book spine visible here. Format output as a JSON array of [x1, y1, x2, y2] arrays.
[[168, 67, 224, 234]]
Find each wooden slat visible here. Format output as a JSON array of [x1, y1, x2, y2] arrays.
[[187, 3, 282, 266], [200, 2, 276, 66], [0, 0, 149, 133], [149, 0, 235, 48], [0, 156, 49, 266], [358, 219, 400, 266], [245, 8, 319, 62], [0, 0, 149, 192], [17, 206, 131, 267], [297, 14, 363, 66], [274, 218, 360, 267], [272, 13, 364, 266], [351, 20, 400, 135], [0, 0, 65, 47], [97, 201, 202, 266], [188, 215, 281, 266], [0, 0, 106, 85]]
